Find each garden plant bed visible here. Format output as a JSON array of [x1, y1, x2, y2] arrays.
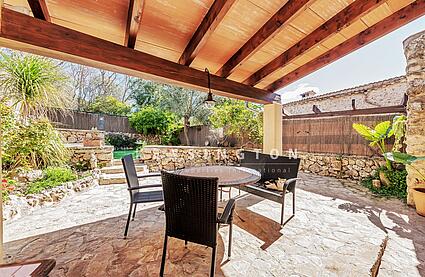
[[3, 170, 100, 221]]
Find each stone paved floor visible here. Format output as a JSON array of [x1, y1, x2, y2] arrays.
[[3, 173, 425, 276]]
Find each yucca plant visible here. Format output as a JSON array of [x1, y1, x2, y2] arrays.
[[0, 52, 69, 120]]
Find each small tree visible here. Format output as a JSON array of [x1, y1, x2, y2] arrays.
[[210, 100, 262, 145], [87, 95, 131, 116]]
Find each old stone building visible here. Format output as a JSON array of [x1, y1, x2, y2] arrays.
[[282, 76, 407, 115]]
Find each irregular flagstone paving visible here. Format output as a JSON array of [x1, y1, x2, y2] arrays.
[[3, 173, 425, 276]]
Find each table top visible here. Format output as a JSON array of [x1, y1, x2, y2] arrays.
[[175, 165, 261, 187]]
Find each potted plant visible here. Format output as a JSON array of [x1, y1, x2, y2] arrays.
[[385, 152, 425, 216]]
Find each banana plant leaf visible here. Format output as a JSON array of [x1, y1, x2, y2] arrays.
[[384, 152, 425, 165]]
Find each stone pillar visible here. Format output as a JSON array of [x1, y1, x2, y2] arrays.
[[403, 30, 425, 206], [263, 103, 282, 155]]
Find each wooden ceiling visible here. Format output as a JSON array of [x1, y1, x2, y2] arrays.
[[1, 0, 424, 103]]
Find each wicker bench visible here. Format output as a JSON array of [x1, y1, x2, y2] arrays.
[[239, 151, 301, 226]]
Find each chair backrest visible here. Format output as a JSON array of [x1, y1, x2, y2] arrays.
[[161, 171, 219, 248], [240, 150, 300, 181], [122, 155, 139, 196]]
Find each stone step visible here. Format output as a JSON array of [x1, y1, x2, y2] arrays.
[[100, 164, 147, 175]]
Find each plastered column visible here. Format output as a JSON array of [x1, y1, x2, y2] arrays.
[[403, 30, 425, 206], [263, 103, 282, 155]]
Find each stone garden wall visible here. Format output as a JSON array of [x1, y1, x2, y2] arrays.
[[140, 146, 384, 180], [297, 152, 385, 180], [140, 146, 241, 172], [67, 145, 114, 169]]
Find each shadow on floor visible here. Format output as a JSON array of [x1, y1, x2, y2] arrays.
[[4, 205, 227, 277], [298, 173, 425, 276]]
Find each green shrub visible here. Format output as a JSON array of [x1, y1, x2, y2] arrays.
[[105, 133, 138, 150], [26, 167, 77, 194], [3, 118, 70, 170], [361, 166, 408, 200], [129, 106, 172, 135], [129, 106, 181, 145]]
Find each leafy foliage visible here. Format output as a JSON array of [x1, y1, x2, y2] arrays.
[[26, 167, 77, 194], [0, 52, 69, 119], [353, 116, 406, 171], [391, 115, 407, 152], [87, 95, 131, 116], [385, 152, 425, 181], [105, 133, 138, 150], [3, 119, 70, 170], [129, 106, 172, 135], [210, 99, 262, 145], [362, 167, 408, 200], [1, 178, 16, 203], [129, 106, 181, 145]]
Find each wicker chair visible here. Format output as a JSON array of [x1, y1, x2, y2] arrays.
[[122, 155, 163, 238], [160, 171, 236, 277]]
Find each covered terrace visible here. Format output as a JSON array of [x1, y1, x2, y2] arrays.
[[0, 0, 425, 276]]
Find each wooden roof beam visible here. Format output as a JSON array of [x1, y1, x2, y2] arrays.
[[216, 0, 311, 78], [27, 0, 50, 22], [178, 0, 237, 66], [244, 0, 385, 87], [125, 0, 144, 49], [0, 8, 277, 104], [266, 0, 425, 92]]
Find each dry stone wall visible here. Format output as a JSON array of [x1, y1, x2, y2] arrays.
[[297, 152, 385, 180], [140, 146, 384, 180], [67, 145, 114, 169], [140, 146, 241, 172]]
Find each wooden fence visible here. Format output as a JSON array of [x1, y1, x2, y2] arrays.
[[282, 108, 404, 156], [47, 109, 136, 133]]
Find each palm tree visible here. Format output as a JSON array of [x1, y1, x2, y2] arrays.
[[0, 52, 69, 119]]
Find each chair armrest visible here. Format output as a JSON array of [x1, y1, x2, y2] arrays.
[[127, 184, 162, 191], [218, 199, 236, 224], [137, 172, 161, 178], [284, 178, 301, 193]]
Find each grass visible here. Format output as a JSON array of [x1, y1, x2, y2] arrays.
[[113, 149, 140, 160]]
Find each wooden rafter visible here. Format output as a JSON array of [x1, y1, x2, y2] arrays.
[[266, 0, 425, 92], [27, 0, 50, 22], [0, 8, 276, 104], [178, 0, 237, 66], [125, 0, 144, 49], [244, 0, 385, 86], [216, 0, 310, 78]]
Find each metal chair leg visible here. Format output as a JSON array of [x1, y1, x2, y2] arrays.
[[185, 240, 188, 247], [160, 235, 168, 277], [281, 193, 285, 226], [292, 190, 296, 215], [210, 246, 217, 277], [124, 203, 133, 238], [132, 203, 137, 220], [220, 188, 223, 201], [228, 222, 232, 258]]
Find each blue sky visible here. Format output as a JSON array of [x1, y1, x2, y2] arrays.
[[278, 15, 425, 103]]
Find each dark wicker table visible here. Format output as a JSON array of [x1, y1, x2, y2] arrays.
[[175, 165, 261, 188]]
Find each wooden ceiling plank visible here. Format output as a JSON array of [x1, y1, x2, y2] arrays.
[[244, 0, 386, 86], [0, 8, 276, 104], [266, 0, 425, 92], [216, 0, 311, 78], [178, 0, 237, 66], [125, 0, 145, 49], [27, 0, 50, 22]]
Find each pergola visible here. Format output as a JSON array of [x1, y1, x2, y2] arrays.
[[0, 0, 424, 268], [0, 0, 423, 104]]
